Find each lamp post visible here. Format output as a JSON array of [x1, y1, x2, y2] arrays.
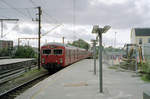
[[91, 39, 97, 75], [92, 25, 111, 93]]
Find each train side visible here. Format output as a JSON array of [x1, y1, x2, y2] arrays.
[[41, 42, 91, 71]]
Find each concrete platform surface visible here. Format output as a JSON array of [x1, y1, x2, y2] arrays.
[[16, 59, 150, 99], [0, 58, 34, 65]]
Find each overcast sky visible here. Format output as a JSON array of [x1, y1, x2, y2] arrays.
[[0, 0, 150, 47]]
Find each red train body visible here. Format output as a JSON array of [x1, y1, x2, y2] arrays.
[[41, 42, 91, 71]]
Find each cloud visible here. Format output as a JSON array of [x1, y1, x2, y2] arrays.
[[42, 24, 95, 42], [1, 0, 150, 29], [1, 0, 150, 47]]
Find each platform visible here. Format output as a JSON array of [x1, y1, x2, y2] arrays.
[[16, 59, 150, 99], [0, 58, 34, 65]]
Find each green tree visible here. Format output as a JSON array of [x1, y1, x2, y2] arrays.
[[0, 48, 10, 57], [14, 46, 37, 58], [68, 39, 90, 50]]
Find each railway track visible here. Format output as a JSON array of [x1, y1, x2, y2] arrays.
[[0, 59, 36, 84], [0, 69, 49, 99], [0, 65, 36, 84], [0, 58, 61, 98]]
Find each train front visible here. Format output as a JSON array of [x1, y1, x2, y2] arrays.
[[41, 44, 65, 71]]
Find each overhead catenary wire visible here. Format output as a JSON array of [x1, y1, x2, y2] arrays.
[[0, 0, 64, 43], [72, 0, 77, 40], [29, 0, 38, 7], [0, 7, 36, 9], [0, 7, 36, 22], [0, 15, 10, 19], [42, 11, 59, 24], [42, 13, 57, 24], [29, 0, 62, 24], [0, 0, 36, 20], [0, 0, 61, 24], [41, 24, 63, 37], [26, 8, 33, 19], [3, 21, 20, 37], [29, 0, 63, 36]]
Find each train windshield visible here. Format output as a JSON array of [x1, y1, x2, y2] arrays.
[[43, 49, 51, 54], [54, 49, 62, 55]]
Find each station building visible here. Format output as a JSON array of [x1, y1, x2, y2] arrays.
[[131, 28, 150, 45], [0, 40, 13, 49]]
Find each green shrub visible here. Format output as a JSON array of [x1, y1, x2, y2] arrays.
[[14, 46, 37, 58], [0, 48, 11, 56], [142, 62, 150, 74], [141, 74, 150, 82], [141, 62, 150, 81]]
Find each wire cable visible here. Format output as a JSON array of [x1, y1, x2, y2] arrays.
[[26, 8, 34, 19], [2, 21, 20, 38], [29, 0, 37, 7], [0, 0, 34, 19]]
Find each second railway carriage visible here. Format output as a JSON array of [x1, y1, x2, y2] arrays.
[[41, 42, 91, 71]]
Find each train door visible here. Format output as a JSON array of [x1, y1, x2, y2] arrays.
[[77, 49, 78, 59], [69, 50, 71, 63], [74, 50, 75, 61], [65, 49, 68, 65]]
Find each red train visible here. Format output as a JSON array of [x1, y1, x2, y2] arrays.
[[41, 42, 91, 71]]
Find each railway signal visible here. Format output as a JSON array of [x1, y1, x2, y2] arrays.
[[92, 25, 111, 93]]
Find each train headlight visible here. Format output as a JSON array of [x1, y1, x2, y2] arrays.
[[60, 58, 63, 63], [42, 58, 45, 63]]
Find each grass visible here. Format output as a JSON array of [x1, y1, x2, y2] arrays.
[[20, 67, 46, 77], [141, 75, 150, 82], [108, 66, 118, 69]]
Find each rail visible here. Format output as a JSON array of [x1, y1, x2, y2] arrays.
[[0, 59, 36, 84], [0, 72, 48, 97]]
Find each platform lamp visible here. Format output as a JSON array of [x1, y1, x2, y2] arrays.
[[92, 25, 111, 93], [91, 39, 97, 75]]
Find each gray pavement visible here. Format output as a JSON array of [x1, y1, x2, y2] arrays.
[[0, 58, 34, 65], [16, 59, 150, 99]]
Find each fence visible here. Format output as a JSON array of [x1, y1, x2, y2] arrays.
[[103, 51, 123, 66], [142, 44, 150, 63]]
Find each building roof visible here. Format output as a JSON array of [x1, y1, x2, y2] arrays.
[[134, 28, 150, 36]]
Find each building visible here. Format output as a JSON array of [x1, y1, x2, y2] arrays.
[[131, 28, 150, 45], [0, 40, 13, 49]]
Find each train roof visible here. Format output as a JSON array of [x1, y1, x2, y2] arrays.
[[42, 42, 66, 47], [42, 42, 86, 51]]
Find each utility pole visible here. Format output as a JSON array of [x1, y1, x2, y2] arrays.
[[62, 37, 65, 44], [0, 19, 19, 38], [37, 6, 42, 70]]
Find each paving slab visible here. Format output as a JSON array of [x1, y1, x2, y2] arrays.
[[16, 59, 150, 99]]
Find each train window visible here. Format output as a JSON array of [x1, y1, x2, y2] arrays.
[[43, 49, 51, 54], [54, 49, 63, 55]]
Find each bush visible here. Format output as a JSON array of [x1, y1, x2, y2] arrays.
[[0, 48, 11, 57], [142, 62, 150, 74], [14, 46, 37, 58], [141, 62, 150, 81]]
